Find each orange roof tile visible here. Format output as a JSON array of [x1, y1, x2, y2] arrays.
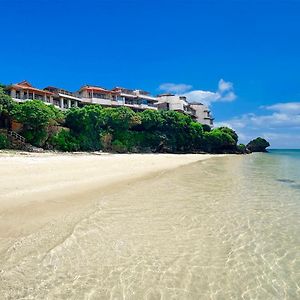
[[9, 81, 54, 95]]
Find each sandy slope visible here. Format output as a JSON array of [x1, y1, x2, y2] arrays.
[[0, 153, 214, 238]]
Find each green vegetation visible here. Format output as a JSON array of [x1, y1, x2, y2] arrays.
[[237, 143, 247, 154], [247, 137, 270, 152], [50, 129, 80, 152], [11, 100, 63, 146], [0, 91, 271, 153], [61, 105, 239, 153], [0, 87, 15, 115], [0, 133, 9, 149], [203, 127, 237, 153], [0, 87, 15, 129]]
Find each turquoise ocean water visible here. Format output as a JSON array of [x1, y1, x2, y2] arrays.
[[1, 152, 299, 299]]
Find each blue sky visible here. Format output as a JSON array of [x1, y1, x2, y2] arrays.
[[1, 0, 300, 148]]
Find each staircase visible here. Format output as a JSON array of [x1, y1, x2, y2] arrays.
[[0, 129, 44, 152], [7, 130, 44, 152], [6, 130, 27, 150], [8, 130, 26, 144]]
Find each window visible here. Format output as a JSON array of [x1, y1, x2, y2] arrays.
[[34, 94, 43, 100]]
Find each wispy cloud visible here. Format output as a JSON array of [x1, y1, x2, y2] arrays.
[[159, 79, 237, 105], [158, 83, 192, 94], [217, 101, 300, 148], [264, 102, 300, 114]]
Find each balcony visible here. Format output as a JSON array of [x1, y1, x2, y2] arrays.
[[81, 97, 119, 106], [12, 94, 51, 103], [57, 89, 74, 96]]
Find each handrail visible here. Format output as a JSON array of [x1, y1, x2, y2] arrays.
[[8, 130, 26, 143]]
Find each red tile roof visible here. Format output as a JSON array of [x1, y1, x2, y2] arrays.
[[9, 81, 54, 95], [80, 85, 118, 94]]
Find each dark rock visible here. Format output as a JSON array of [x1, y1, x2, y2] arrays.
[[246, 137, 270, 152]]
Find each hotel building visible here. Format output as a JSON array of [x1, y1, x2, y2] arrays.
[[44, 86, 81, 109], [189, 103, 214, 127], [6, 81, 82, 110], [156, 94, 214, 126], [6, 81, 55, 105], [77, 85, 122, 107], [5, 81, 214, 126], [76, 85, 158, 111], [112, 87, 158, 111]]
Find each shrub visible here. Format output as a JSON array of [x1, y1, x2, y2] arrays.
[[0, 133, 9, 149], [218, 127, 238, 144], [0, 87, 15, 115], [138, 110, 164, 131], [202, 124, 211, 132], [203, 128, 236, 153], [50, 130, 80, 152], [187, 122, 204, 151], [237, 143, 247, 153], [11, 100, 63, 146], [23, 129, 48, 146], [111, 140, 128, 153], [65, 106, 105, 150], [103, 106, 141, 130]]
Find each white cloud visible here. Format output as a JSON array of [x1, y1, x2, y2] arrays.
[[264, 102, 300, 114], [182, 90, 218, 104], [218, 78, 233, 92], [218, 101, 300, 148], [158, 79, 237, 106], [158, 83, 192, 94], [183, 79, 236, 105]]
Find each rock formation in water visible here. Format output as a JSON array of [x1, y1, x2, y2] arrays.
[[246, 137, 270, 152]]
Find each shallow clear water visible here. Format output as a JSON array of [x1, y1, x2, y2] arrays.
[[0, 153, 300, 299]]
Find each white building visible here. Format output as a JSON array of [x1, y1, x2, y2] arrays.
[[189, 103, 214, 127], [44, 86, 81, 109], [6, 81, 82, 110], [156, 94, 213, 126], [112, 87, 158, 111], [76, 85, 121, 107], [5, 81, 214, 126], [77, 85, 158, 111], [7, 81, 55, 105]]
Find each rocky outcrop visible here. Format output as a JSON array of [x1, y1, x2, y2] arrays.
[[247, 137, 270, 152]]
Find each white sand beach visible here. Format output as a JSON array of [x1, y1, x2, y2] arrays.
[[0, 152, 299, 299], [0, 152, 213, 238]]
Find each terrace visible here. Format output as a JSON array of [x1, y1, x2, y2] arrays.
[[8, 81, 54, 104], [78, 85, 120, 106]]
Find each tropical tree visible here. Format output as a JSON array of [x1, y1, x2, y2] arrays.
[[65, 105, 105, 150], [0, 87, 15, 116], [103, 106, 141, 131], [203, 128, 236, 153], [11, 100, 63, 146], [138, 109, 165, 131], [218, 127, 238, 144]]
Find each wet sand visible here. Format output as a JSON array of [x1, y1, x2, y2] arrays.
[[0, 152, 299, 299]]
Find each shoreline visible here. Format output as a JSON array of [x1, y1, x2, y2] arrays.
[[0, 153, 223, 238]]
